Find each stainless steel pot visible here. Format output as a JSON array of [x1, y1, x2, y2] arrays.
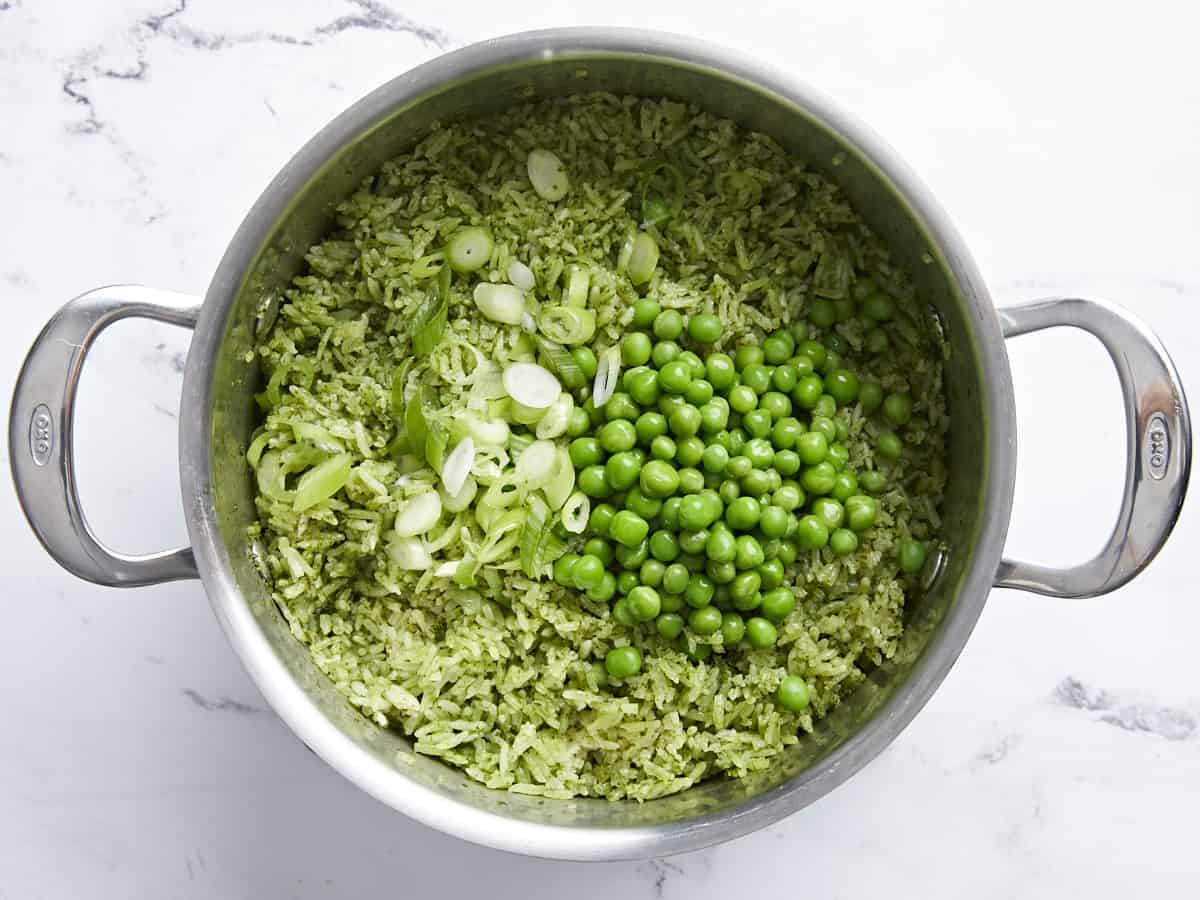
[[9, 28, 1192, 860]]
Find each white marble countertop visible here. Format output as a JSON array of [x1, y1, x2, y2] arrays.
[[2, 0, 1198, 895]]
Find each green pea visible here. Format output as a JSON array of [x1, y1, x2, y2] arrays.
[[582, 537, 612, 566], [653, 309, 684, 341], [612, 597, 636, 626], [765, 329, 795, 362], [765, 361, 796, 393], [553, 553, 580, 586], [826, 369, 860, 406], [661, 562, 690, 595], [569, 437, 603, 469], [726, 496, 761, 530], [625, 486, 662, 520], [735, 535, 765, 570], [883, 393, 913, 426], [862, 292, 894, 322], [706, 555, 738, 588], [695, 445, 725, 476], [689, 606, 723, 636], [699, 403, 729, 436], [718, 611, 745, 645], [759, 393, 790, 421], [609, 510, 649, 548], [729, 384, 757, 414], [639, 459, 679, 498], [677, 467, 705, 495], [660, 592, 684, 613], [587, 572, 617, 602], [858, 381, 883, 414], [827, 442, 849, 472], [617, 537, 650, 569], [831, 470, 858, 501], [634, 411, 667, 446], [651, 340, 681, 367], [699, 352, 730, 388], [678, 529, 710, 555], [729, 569, 762, 603], [676, 350, 704, 378], [790, 354, 814, 377], [865, 328, 889, 355], [741, 468, 773, 497], [675, 436, 705, 468], [605, 452, 640, 491], [899, 539, 927, 574], [777, 540, 798, 565], [639, 559, 666, 588], [741, 364, 773, 395], [718, 480, 741, 504], [795, 515, 829, 550], [744, 438, 775, 469], [876, 430, 903, 460], [685, 573, 716, 608], [734, 345, 764, 370], [571, 347, 598, 381], [616, 571, 639, 595], [668, 404, 702, 438], [809, 417, 837, 445], [656, 612, 685, 639], [743, 408, 773, 439], [789, 320, 810, 343], [679, 553, 706, 573], [725, 455, 753, 481], [759, 505, 790, 538], [566, 407, 591, 437], [830, 528, 858, 556], [632, 298, 662, 329], [589, 503, 617, 536], [835, 418, 849, 441], [829, 296, 853, 323], [573, 554, 606, 590], [686, 312, 721, 344], [776, 675, 810, 711], [605, 392, 640, 422], [797, 339, 827, 370], [758, 557, 785, 590], [650, 434, 677, 461], [791, 374, 824, 410], [578, 465, 611, 498], [627, 369, 661, 407], [809, 298, 836, 329], [760, 587, 795, 622], [859, 470, 887, 493], [685, 379, 714, 406], [673, 495, 705, 532], [773, 450, 800, 477], [772, 484, 803, 512], [801, 461, 837, 495], [811, 497, 845, 530], [795, 432, 828, 466], [605, 645, 643, 678], [599, 420, 637, 455], [745, 617, 778, 649], [642, 530, 675, 563], [656, 360, 690, 395], [682, 638, 713, 662], [622, 332, 652, 367]]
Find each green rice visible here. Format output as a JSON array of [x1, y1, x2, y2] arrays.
[[247, 93, 948, 800]]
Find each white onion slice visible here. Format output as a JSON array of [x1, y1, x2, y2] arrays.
[[542, 447, 576, 510], [592, 347, 621, 408], [503, 362, 562, 409], [516, 439, 558, 489], [440, 437, 475, 496], [527, 149, 569, 201], [433, 560, 461, 577], [508, 261, 536, 291], [466, 416, 509, 446], [393, 491, 443, 537], [441, 476, 477, 513], [535, 394, 574, 439], [473, 283, 526, 325], [388, 535, 431, 570], [561, 491, 590, 534]]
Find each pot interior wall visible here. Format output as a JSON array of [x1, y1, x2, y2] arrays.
[[205, 51, 991, 830]]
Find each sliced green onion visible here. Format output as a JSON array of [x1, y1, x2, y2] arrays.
[[469, 359, 507, 402], [291, 422, 343, 453], [411, 283, 449, 355], [564, 265, 591, 308], [466, 415, 509, 447], [638, 161, 685, 226], [405, 388, 429, 457], [474, 283, 527, 325], [246, 431, 271, 468], [561, 491, 590, 534], [478, 509, 525, 563], [813, 247, 852, 299], [526, 149, 569, 201], [387, 534, 431, 570], [292, 453, 352, 512], [627, 232, 659, 285], [453, 557, 477, 587], [592, 346, 622, 408], [394, 491, 443, 537], [503, 362, 562, 409], [432, 560, 461, 578], [535, 394, 574, 440], [446, 226, 493, 273], [535, 336, 586, 389], [441, 436, 475, 496], [509, 400, 546, 426], [411, 251, 446, 280], [539, 306, 596, 345], [424, 422, 448, 473], [518, 494, 564, 577], [616, 228, 636, 273], [516, 439, 558, 490], [441, 475, 477, 513], [481, 470, 523, 510], [542, 446, 576, 510], [508, 432, 533, 461], [255, 449, 290, 501], [508, 260, 535, 291]]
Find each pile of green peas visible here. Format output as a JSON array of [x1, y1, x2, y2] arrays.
[[552, 293, 928, 700]]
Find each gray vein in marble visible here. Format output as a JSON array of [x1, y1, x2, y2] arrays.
[[642, 859, 684, 898], [181, 688, 267, 715], [316, 0, 450, 48], [1054, 677, 1196, 741], [973, 732, 1022, 767], [151, 402, 177, 419]]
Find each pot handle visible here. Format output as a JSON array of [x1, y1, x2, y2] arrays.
[[994, 297, 1191, 597], [9, 285, 204, 587]]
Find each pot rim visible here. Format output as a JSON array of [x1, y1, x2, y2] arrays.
[[178, 26, 1017, 859]]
